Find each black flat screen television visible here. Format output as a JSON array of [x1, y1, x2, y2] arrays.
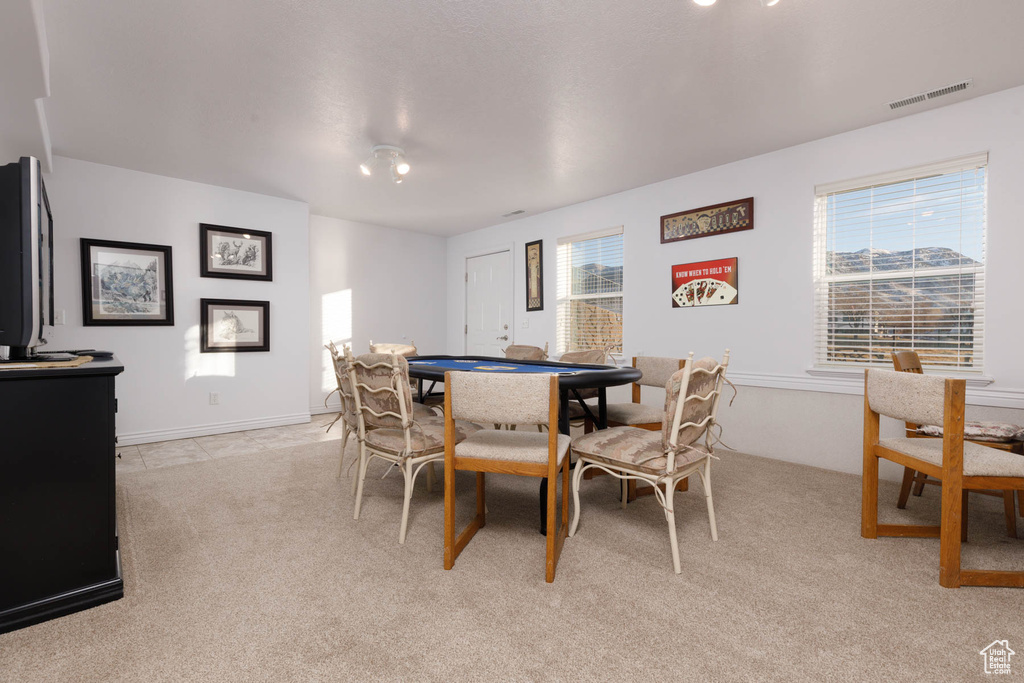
[[0, 157, 53, 361]]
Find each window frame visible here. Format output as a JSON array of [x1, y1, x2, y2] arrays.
[[811, 153, 988, 374], [555, 226, 624, 358]]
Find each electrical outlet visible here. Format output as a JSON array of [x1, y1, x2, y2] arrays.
[[55, 309, 66, 326], [521, 319, 529, 328], [209, 392, 220, 405]]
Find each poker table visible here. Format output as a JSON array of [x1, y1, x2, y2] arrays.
[[406, 355, 642, 435]]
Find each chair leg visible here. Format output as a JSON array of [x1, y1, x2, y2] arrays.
[[398, 462, 415, 545], [426, 461, 437, 493], [569, 461, 585, 537], [337, 427, 350, 480], [961, 490, 969, 543], [444, 459, 456, 570], [701, 460, 718, 542], [353, 445, 369, 520], [621, 477, 628, 510], [939, 479, 963, 588], [896, 467, 915, 509], [1019, 490, 1023, 518], [665, 480, 681, 574], [1003, 490, 1018, 538], [912, 473, 927, 497], [861, 451, 879, 540]]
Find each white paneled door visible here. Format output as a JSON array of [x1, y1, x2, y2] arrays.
[[465, 250, 512, 356]]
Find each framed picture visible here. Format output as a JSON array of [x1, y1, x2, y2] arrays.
[[671, 257, 738, 308], [525, 240, 543, 311], [80, 238, 174, 326], [200, 223, 273, 281], [661, 197, 754, 244], [200, 299, 270, 353]]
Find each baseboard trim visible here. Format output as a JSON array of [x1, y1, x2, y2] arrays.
[[311, 401, 341, 416], [118, 412, 312, 446]]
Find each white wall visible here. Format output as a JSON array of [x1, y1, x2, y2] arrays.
[[44, 156, 311, 445], [309, 214, 447, 413], [446, 85, 1024, 477]]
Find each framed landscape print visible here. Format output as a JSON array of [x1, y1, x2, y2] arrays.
[[200, 223, 273, 281], [526, 239, 543, 311], [671, 257, 738, 308], [661, 197, 754, 244], [200, 298, 270, 353], [80, 238, 174, 325]]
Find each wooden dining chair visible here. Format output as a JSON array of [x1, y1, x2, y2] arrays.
[[570, 351, 730, 574], [598, 356, 691, 499], [346, 349, 480, 544], [503, 343, 549, 361], [892, 350, 1022, 537], [862, 369, 1024, 588], [443, 371, 570, 582]]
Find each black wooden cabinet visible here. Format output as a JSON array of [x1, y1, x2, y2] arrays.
[[0, 357, 124, 633]]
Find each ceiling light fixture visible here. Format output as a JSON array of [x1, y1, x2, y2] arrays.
[[359, 145, 410, 183], [693, 0, 716, 5], [760, 0, 780, 6]]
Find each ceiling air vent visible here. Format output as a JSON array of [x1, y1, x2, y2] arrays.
[[888, 79, 972, 110], [502, 209, 526, 218]]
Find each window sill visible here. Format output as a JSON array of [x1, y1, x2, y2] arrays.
[[806, 366, 994, 388]]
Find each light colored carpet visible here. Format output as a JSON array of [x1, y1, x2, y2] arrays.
[[1, 440, 1022, 682]]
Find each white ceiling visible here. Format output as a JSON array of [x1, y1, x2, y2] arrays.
[[38, 0, 1024, 236]]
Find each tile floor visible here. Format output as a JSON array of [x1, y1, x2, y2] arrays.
[[117, 412, 343, 472]]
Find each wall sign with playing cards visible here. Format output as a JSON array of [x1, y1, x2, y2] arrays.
[[671, 257, 738, 308]]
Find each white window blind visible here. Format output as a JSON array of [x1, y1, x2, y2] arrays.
[[812, 153, 987, 371], [557, 227, 624, 354]]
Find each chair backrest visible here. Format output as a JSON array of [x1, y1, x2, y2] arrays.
[[891, 350, 923, 374], [345, 350, 414, 431], [865, 369, 949, 428], [891, 350, 925, 434], [447, 371, 556, 426], [369, 340, 418, 357], [558, 348, 608, 365], [661, 352, 730, 469], [326, 342, 358, 430], [504, 343, 548, 361], [635, 356, 684, 389]]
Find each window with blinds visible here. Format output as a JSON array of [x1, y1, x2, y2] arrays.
[[812, 153, 987, 371], [556, 227, 623, 355]]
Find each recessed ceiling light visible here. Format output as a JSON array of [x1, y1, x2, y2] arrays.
[[693, 0, 716, 6]]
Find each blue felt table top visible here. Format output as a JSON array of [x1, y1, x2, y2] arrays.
[[407, 358, 588, 374]]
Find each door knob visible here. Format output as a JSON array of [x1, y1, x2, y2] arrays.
[[497, 335, 509, 341]]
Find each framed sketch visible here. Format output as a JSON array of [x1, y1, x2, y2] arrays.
[[80, 238, 174, 326], [200, 299, 270, 353], [661, 197, 754, 244], [671, 257, 739, 308], [525, 239, 543, 311], [200, 223, 273, 281]]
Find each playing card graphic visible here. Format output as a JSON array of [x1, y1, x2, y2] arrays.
[[671, 258, 738, 308]]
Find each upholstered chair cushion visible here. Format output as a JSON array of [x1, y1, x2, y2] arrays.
[[504, 344, 548, 361], [662, 357, 720, 450], [558, 348, 607, 365], [866, 369, 946, 428], [365, 417, 480, 457], [369, 341, 418, 357], [915, 421, 1024, 443], [449, 371, 553, 425], [412, 403, 438, 420], [878, 438, 1024, 478], [352, 353, 415, 429], [571, 427, 709, 476], [635, 356, 683, 388], [455, 430, 570, 466], [559, 348, 608, 401], [604, 402, 664, 426]]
